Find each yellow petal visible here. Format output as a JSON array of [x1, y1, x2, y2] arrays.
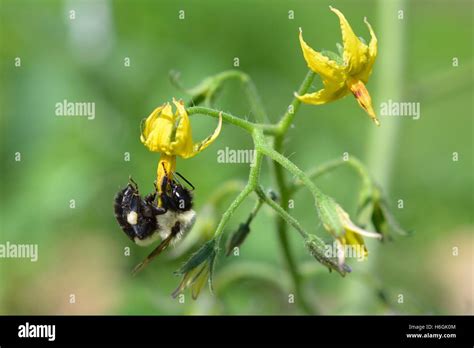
[[336, 204, 382, 240], [141, 103, 176, 153], [341, 230, 368, 259], [358, 17, 378, 83], [299, 28, 345, 82], [170, 99, 194, 157], [330, 6, 369, 75], [181, 112, 223, 159], [346, 78, 380, 126], [345, 220, 382, 240], [296, 86, 349, 105], [141, 99, 222, 158], [140, 104, 165, 146], [191, 264, 209, 300], [171, 271, 194, 299]]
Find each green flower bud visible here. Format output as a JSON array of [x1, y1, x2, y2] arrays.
[[304, 234, 351, 276], [225, 222, 251, 256], [316, 193, 381, 267], [173, 239, 218, 299]]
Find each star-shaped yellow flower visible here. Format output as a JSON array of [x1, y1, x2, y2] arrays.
[[141, 98, 222, 187], [296, 7, 379, 126], [317, 195, 382, 269], [334, 205, 382, 264]]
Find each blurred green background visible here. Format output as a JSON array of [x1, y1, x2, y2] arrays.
[[0, 0, 472, 315]]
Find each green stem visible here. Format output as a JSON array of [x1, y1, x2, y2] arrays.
[[240, 74, 269, 123], [187, 106, 279, 135], [257, 182, 315, 314], [277, 70, 315, 134], [258, 142, 324, 201], [187, 106, 255, 133], [255, 186, 308, 239], [290, 156, 372, 195], [246, 196, 264, 225], [212, 142, 264, 239], [212, 183, 253, 239], [212, 70, 269, 123], [189, 72, 324, 315], [264, 70, 317, 314], [207, 180, 246, 206]]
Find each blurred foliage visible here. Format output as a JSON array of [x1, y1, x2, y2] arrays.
[[0, 0, 472, 315]]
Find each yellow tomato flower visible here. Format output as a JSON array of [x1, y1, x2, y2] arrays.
[[296, 7, 379, 126], [318, 194, 382, 268], [140, 98, 222, 186], [333, 205, 382, 267]]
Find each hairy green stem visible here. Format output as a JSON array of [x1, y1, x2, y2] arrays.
[[212, 70, 270, 123], [255, 186, 308, 239], [212, 184, 253, 239], [189, 71, 327, 314], [187, 106, 279, 135], [290, 156, 372, 195], [246, 196, 264, 225], [277, 71, 315, 134], [240, 74, 269, 123], [207, 180, 246, 206], [258, 142, 324, 202], [264, 70, 317, 314], [212, 143, 263, 239], [187, 106, 255, 133]]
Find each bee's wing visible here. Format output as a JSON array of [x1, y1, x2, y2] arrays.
[[131, 233, 174, 276]]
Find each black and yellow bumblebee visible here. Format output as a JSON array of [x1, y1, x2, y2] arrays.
[[114, 168, 196, 274]]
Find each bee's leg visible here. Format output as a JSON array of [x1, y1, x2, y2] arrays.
[[159, 176, 178, 210], [161, 173, 180, 193], [175, 172, 195, 190], [144, 193, 155, 203], [144, 182, 163, 211], [128, 176, 139, 190], [145, 181, 160, 203], [160, 174, 169, 193], [160, 191, 177, 211]]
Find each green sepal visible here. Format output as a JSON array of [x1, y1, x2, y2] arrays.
[[304, 234, 351, 276], [316, 194, 345, 238], [336, 42, 344, 57], [174, 239, 216, 276], [321, 49, 344, 66]]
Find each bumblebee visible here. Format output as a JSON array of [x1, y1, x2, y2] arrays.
[[114, 169, 196, 274]]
